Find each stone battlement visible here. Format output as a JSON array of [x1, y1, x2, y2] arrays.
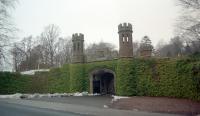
[[118, 23, 132, 33], [72, 33, 84, 41]]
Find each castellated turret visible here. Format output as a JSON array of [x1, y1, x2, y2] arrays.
[[118, 23, 133, 58], [72, 33, 85, 63]]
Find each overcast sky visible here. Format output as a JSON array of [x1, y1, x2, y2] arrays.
[[13, 0, 180, 48]]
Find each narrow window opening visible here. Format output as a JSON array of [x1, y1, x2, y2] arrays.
[[122, 37, 125, 42], [74, 43, 76, 51], [78, 43, 80, 51]]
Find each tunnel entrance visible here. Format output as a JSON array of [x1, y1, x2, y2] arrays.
[[90, 69, 115, 95]]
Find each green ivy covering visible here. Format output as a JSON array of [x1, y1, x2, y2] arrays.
[[0, 72, 31, 94], [0, 57, 200, 100], [69, 63, 85, 92]]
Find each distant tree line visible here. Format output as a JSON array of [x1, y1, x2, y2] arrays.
[[11, 24, 120, 72], [143, 0, 200, 58], [12, 24, 72, 72], [2, 0, 200, 71]]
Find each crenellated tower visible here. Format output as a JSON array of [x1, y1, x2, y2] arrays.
[[72, 33, 85, 63], [118, 23, 133, 58]]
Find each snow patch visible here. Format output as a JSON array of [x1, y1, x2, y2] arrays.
[[20, 69, 50, 75], [0, 93, 22, 99], [73, 92, 85, 96], [0, 92, 100, 99], [113, 95, 129, 100], [88, 93, 101, 96], [103, 105, 109, 108], [111, 95, 129, 103]]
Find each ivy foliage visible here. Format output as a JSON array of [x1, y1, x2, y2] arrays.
[[69, 63, 86, 92], [116, 58, 200, 100], [29, 64, 70, 93], [116, 58, 138, 96], [0, 72, 31, 94], [0, 58, 200, 100]]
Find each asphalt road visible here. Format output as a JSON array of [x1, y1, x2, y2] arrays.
[[0, 98, 182, 116], [0, 101, 89, 116], [30, 96, 112, 108]]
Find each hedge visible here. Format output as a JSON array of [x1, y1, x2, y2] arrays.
[[0, 72, 31, 94], [0, 57, 200, 100], [69, 63, 85, 92]]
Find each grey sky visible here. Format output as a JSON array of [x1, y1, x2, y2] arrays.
[[13, 0, 180, 48]]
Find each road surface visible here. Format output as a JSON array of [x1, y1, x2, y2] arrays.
[[29, 96, 112, 108], [0, 101, 88, 116], [0, 98, 183, 116]]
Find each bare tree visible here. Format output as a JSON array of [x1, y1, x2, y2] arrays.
[[0, 0, 17, 67], [156, 36, 184, 57], [133, 41, 140, 57], [40, 24, 60, 67], [176, 0, 200, 40], [178, 0, 200, 9], [11, 24, 73, 71], [170, 36, 184, 56], [11, 43, 22, 72], [54, 37, 72, 67], [11, 36, 34, 71], [175, 0, 200, 54]]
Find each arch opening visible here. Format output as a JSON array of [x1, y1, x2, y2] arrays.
[[90, 69, 115, 95]]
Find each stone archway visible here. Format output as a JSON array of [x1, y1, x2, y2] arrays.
[[89, 69, 115, 95]]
